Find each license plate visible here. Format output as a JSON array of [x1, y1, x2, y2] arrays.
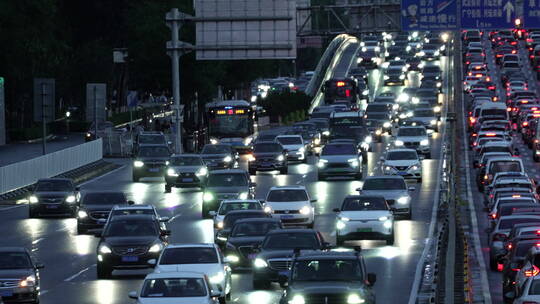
[[148, 168, 159, 172], [278, 270, 289, 277], [248, 253, 257, 259], [46, 205, 59, 209], [358, 228, 372, 232], [281, 215, 294, 219], [122, 256, 139, 262], [0, 291, 13, 297], [182, 178, 193, 182]]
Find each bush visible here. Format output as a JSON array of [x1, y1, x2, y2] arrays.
[[259, 91, 312, 122]]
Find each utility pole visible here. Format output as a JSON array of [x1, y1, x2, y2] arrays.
[[166, 8, 194, 154], [94, 86, 98, 140], [41, 83, 47, 155]]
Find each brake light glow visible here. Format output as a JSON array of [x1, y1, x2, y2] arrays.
[[523, 121, 529, 127], [337, 81, 346, 87], [491, 213, 497, 219], [525, 265, 540, 277], [512, 195, 522, 198], [486, 133, 497, 136]]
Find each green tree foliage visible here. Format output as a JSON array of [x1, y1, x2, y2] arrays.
[[259, 91, 311, 123]]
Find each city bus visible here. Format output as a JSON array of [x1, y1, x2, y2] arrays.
[[322, 78, 359, 107], [205, 100, 255, 152]]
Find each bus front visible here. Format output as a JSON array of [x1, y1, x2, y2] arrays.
[[207, 106, 255, 152]]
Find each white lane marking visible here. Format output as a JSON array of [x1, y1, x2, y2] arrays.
[[408, 54, 450, 304], [77, 165, 127, 187], [0, 205, 25, 212], [64, 264, 95, 282]]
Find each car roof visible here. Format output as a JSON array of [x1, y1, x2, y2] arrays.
[[499, 215, 540, 220], [113, 204, 154, 210], [269, 185, 307, 190], [276, 134, 302, 138], [221, 199, 260, 204], [164, 243, 217, 249], [387, 148, 417, 153], [344, 194, 386, 200]]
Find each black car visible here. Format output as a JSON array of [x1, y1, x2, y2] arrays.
[[365, 112, 392, 142], [348, 67, 369, 84], [76, 191, 133, 234], [202, 169, 256, 218], [200, 144, 238, 170], [28, 178, 79, 218], [132, 144, 171, 182], [132, 131, 168, 155], [94, 214, 170, 278], [0, 247, 44, 304], [384, 67, 406, 86], [224, 217, 282, 268], [279, 249, 377, 304], [501, 238, 540, 303], [215, 210, 272, 248], [252, 229, 329, 289], [248, 142, 288, 175]]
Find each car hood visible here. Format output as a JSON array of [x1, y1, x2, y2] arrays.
[[396, 136, 427, 142], [0, 268, 34, 279], [266, 201, 311, 211], [34, 191, 72, 198], [80, 204, 117, 212], [201, 153, 229, 160], [289, 281, 369, 294], [102, 236, 159, 247], [384, 160, 420, 167], [227, 236, 266, 247], [320, 155, 357, 163], [252, 152, 282, 158], [169, 165, 203, 173], [361, 190, 408, 200], [339, 210, 391, 220], [154, 263, 222, 275], [205, 186, 248, 194]]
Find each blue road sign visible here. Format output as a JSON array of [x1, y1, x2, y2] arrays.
[[461, 0, 516, 29], [523, 0, 540, 27], [401, 0, 458, 30]]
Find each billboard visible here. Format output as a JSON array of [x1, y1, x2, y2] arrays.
[[195, 0, 296, 60], [33, 78, 55, 123], [86, 83, 107, 123]]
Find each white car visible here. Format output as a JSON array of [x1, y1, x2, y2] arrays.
[[151, 244, 231, 302], [334, 195, 394, 245], [128, 271, 220, 304], [512, 276, 540, 304], [275, 135, 307, 162], [394, 126, 431, 158], [209, 199, 264, 229], [381, 149, 423, 182], [264, 185, 316, 228], [359, 175, 415, 219]]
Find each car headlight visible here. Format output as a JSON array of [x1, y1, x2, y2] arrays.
[[434, 50, 440, 56], [225, 254, 239, 263], [399, 113, 407, 119], [203, 192, 214, 202], [238, 192, 249, 200], [210, 138, 219, 144], [383, 220, 393, 229], [298, 147, 305, 153], [217, 235, 228, 241], [209, 272, 225, 284], [276, 155, 285, 161], [384, 166, 392, 171], [223, 156, 232, 163], [29, 196, 39, 204], [383, 122, 392, 128], [167, 168, 179, 176], [364, 135, 372, 144], [19, 275, 36, 287], [86, 133, 91, 137], [361, 47, 367, 52], [196, 167, 208, 176], [65, 195, 76, 203], [254, 258, 268, 268], [378, 216, 389, 221], [99, 244, 112, 254], [399, 74, 406, 80], [417, 51, 425, 56], [149, 243, 163, 253], [322, 130, 330, 136], [248, 154, 256, 162], [244, 137, 253, 146], [78, 210, 88, 218], [434, 106, 441, 113], [395, 140, 404, 146], [362, 89, 369, 95], [384, 75, 389, 80], [348, 158, 359, 167], [430, 120, 437, 125], [336, 220, 347, 230], [347, 294, 365, 304], [217, 221, 224, 229], [289, 295, 306, 304], [420, 139, 429, 146], [397, 196, 409, 204], [411, 165, 419, 170], [264, 206, 272, 213], [317, 159, 328, 168], [398, 93, 408, 102], [134, 160, 144, 167], [375, 129, 382, 135], [375, 46, 380, 52], [300, 206, 311, 215], [412, 97, 419, 104]]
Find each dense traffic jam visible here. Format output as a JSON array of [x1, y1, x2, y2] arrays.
[[0, 30, 449, 304], [462, 28, 540, 303]]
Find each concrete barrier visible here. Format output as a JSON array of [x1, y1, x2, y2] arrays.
[[0, 139, 103, 194]]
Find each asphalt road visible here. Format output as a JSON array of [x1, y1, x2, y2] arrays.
[[0, 50, 452, 304]]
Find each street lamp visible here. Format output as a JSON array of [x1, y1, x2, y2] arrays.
[[65, 111, 71, 134]]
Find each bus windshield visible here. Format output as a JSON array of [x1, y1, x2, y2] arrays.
[[208, 109, 251, 137]]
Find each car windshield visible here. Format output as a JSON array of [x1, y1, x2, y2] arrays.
[[342, 197, 387, 211], [500, 218, 540, 230], [291, 259, 363, 282], [482, 109, 506, 116], [224, 213, 266, 228], [366, 104, 388, 112], [218, 202, 262, 215], [516, 242, 539, 258], [111, 209, 154, 216], [262, 233, 319, 250], [414, 110, 434, 117], [398, 128, 426, 136], [139, 135, 165, 144], [138, 146, 170, 157], [159, 248, 218, 265], [490, 161, 522, 173], [267, 189, 308, 202], [231, 221, 281, 237], [366, 113, 387, 120], [82, 192, 126, 205], [35, 180, 72, 192], [256, 134, 277, 142], [254, 143, 282, 153], [140, 278, 207, 298], [104, 220, 158, 237], [0, 252, 32, 269], [363, 178, 406, 190], [321, 144, 357, 155], [387, 150, 418, 160], [202, 145, 230, 154], [170, 156, 203, 166], [276, 137, 302, 145], [207, 174, 248, 187]]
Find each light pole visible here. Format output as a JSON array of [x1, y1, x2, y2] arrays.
[[65, 111, 71, 134]]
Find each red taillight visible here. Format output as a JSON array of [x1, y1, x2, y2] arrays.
[[507, 243, 513, 249], [507, 107, 513, 112], [473, 142, 478, 146], [489, 86, 495, 90], [337, 81, 345, 87], [512, 50, 517, 54], [524, 265, 540, 277], [486, 133, 497, 136], [523, 121, 529, 127], [512, 268, 521, 272], [497, 263, 504, 271], [491, 213, 497, 219], [512, 194, 522, 198]]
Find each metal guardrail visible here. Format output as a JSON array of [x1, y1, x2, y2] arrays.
[[0, 139, 103, 194]]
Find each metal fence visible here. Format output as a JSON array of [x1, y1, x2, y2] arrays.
[[101, 130, 133, 157], [0, 139, 103, 194]]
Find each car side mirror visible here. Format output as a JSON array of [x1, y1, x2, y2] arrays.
[[408, 186, 415, 192], [128, 291, 138, 299], [35, 263, 45, 269], [333, 208, 340, 212], [147, 259, 157, 266], [161, 229, 172, 236], [209, 211, 217, 216], [127, 200, 135, 205], [159, 216, 170, 223], [367, 273, 377, 286]]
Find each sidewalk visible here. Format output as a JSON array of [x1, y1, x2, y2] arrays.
[[0, 133, 86, 167]]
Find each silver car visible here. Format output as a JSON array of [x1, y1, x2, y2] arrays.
[[358, 176, 415, 219], [164, 154, 208, 193], [381, 149, 423, 182], [317, 143, 363, 180]]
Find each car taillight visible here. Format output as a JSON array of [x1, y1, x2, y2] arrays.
[[507, 107, 513, 112], [507, 243, 513, 249], [490, 213, 497, 219], [524, 265, 540, 277], [524, 121, 529, 127]]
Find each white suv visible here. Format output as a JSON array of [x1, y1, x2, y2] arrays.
[[381, 148, 423, 182], [394, 126, 431, 158], [264, 186, 316, 228], [275, 135, 307, 163]]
